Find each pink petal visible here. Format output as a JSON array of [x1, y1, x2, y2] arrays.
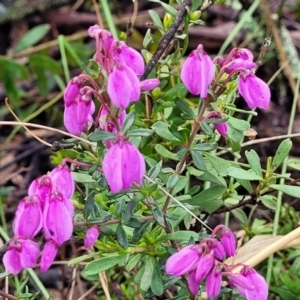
[[20, 239, 40, 269], [64, 102, 84, 135], [40, 240, 58, 272], [123, 65, 141, 101], [3, 248, 22, 275]]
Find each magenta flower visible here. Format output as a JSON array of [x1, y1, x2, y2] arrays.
[[195, 252, 215, 282], [43, 194, 73, 245], [28, 175, 52, 208], [102, 141, 145, 193], [223, 58, 256, 74], [107, 64, 141, 109], [208, 239, 225, 261], [220, 227, 236, 257], [181, 44, 215, 98], [232, 48, 254, 61], [3, 238, 40, 275], [64, 77, 82, 106], [206, 265, 222, 298], [140, 79, 160, 92], [84, 226, 100, 248], [188, 269, 200, 296], [165, 245, 200, 276], [13, 195, 43, 238], [238, 71, 271, 109], [228, 272, 254, 295], [98, 107, 126, 134], [214, 122, 228, 136], [237, 267, 268, 300], [40, 240, 58, 272]]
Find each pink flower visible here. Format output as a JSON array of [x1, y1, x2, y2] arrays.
[[206, 265, 222, 298], [13, 195, 43, 238], [232, 48, 254, 61], [208, 239, 225, 261], [28, 175, 52, 209], [102, 141, 145, 193], [238, 71, 270, 109], [220, 227, 236, 257], [223, 58, 256, 74], [188, 269, 200, 296], [228, 272, 254, 295], [64, 77, 82, 106], [165, 245, 200, 276], [237, 267, 268, 300], [107, 64, 141, 109], [3, 238, 40, 275], [40, 240, 58, 272], [214, 122, 228, 136], [43, 194, 73, 245], [98, 107, 126, 134], [140, 79, 160, 92], [181, 44, 215, 98], [195, 252, 215, 282], [84, 226, 100, 248]]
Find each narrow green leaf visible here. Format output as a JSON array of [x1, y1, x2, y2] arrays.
[[122, 111, 135, 134], [122, 201, 137, 224], [69, 252, 100, 265], [147, 161, 162, 179], [166, 173, 180, 188], [173, 175, 188, 194], [269, 184, 300, 198], [231, 208, 247, 223], [260, 195, 277, 210], [191, 150, 207, 170], [149, 0, 178, 16], [151, 264, 164, 296], [148, 10, 164, 33], [245, 149, 263, 178], [155, 144, 179, 161], [126, 254, 142, 272], [288, 159, 300, 171], [152, 121, 180, 141], [14, 24, 50, 52], [116, 224, 129, 249], [227, 167, 263, 181], [88, 130, 115, 142], [131, 221, 152, 243], [85, 255, 126, 275], [140, 256, 155, 291], [174, 98, 195, 119], [151, 204, 166, 227], [272, 139, 292, 172], [192, 143, 218, 151], [204, 152, 231, 176], [128, 128, 154, 137], [157, 230, 198, 242], [72, 172, 96, 183]]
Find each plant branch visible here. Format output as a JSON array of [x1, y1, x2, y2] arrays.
[[140, 0, 192, 80]]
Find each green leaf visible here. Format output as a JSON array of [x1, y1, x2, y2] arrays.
[[128, 128, 154, 137], [149, 0, 178, 16], [157, 230, 198, 242], [280, 271, 300, 294], [88, 130, 115, 142], [151, 264, 164, 296], [269, 184, 300, 198], [147, 160, 162, 179], [173, 175, 188, 194], [245, 150, 263, 178], [192, 143, 218, 151], [148, 10, 164, 33], [126, 254, 142, 272], [131, 221, 152, 243], [151, 204, 166, 227], [83, 191, 97, 219], [174, 97, 195, 119], [272, 139, 292, 172], [166, 173, 180, 188], [69, 252, 100, 265], [152, 121, 180, 141], [155, 144, 179, 161], [204, 152, 231, 176], [85, 255, 126, 275], [227, 166, 263, 181], [122, 201, 137, 224], [14, 24, 50, 52], [140, 256, 155, 291], [116, 224, 128, 249], [191, 150, 207, 170], [72, 172, 97, 183], [122, 111, 135, 134], [231, 208, 248, 223], [260, 195, 277, 210], [287, 159, 300, 171]]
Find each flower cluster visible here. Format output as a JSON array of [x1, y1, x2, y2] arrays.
[[166, 225, 268, 299], [3, 165, 74, 274], [63, 25, 153, 193]]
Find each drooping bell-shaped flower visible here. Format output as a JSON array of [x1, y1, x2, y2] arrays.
[[113, 41, 145, 75], [140, 79, 160, 92], [214, 122, 228, 136], [40, 240, 58, 272], [219, 227, 236, 257], [238, 71, 271, 109], [232, 48, 254, 61], [228, 272, 255, 295], [3, 238, 40, 275], [84, 226, 100, 248], [28, 175, 52, 209], [181, 44, 215, 98], [208, 239, 225, 261], [236, 267, 268, 300], [64, 77, 83, 107], [107, 63, 141, 109], [165, 245, 201, 276], [188, 269, 200, 296], [43, 194, 73, 245], [102, 140, 145, 193], [223, 58, 256, 74], [13, 195, 43, 238], [195, 252, 215, 282], [206, 265, 222, 298]]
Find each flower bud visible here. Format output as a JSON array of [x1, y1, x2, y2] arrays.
[[163, 13, 174, 30], [189, 10, 201, 20], [188, 269, 200, 295], [195, 252, 215, 282], [206, 265, 222, 298], [220, 227, 236, 257], [215, 122, 228, 136], [84, 226, 100, 248], [140, 79, 160, 92], [64, 77, 82, 106]]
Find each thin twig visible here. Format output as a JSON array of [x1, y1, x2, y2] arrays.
[[140, 0, 192, 80], [0, 290, 18, 300]]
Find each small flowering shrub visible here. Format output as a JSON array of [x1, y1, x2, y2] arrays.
[[2, 1, 300, 299]]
